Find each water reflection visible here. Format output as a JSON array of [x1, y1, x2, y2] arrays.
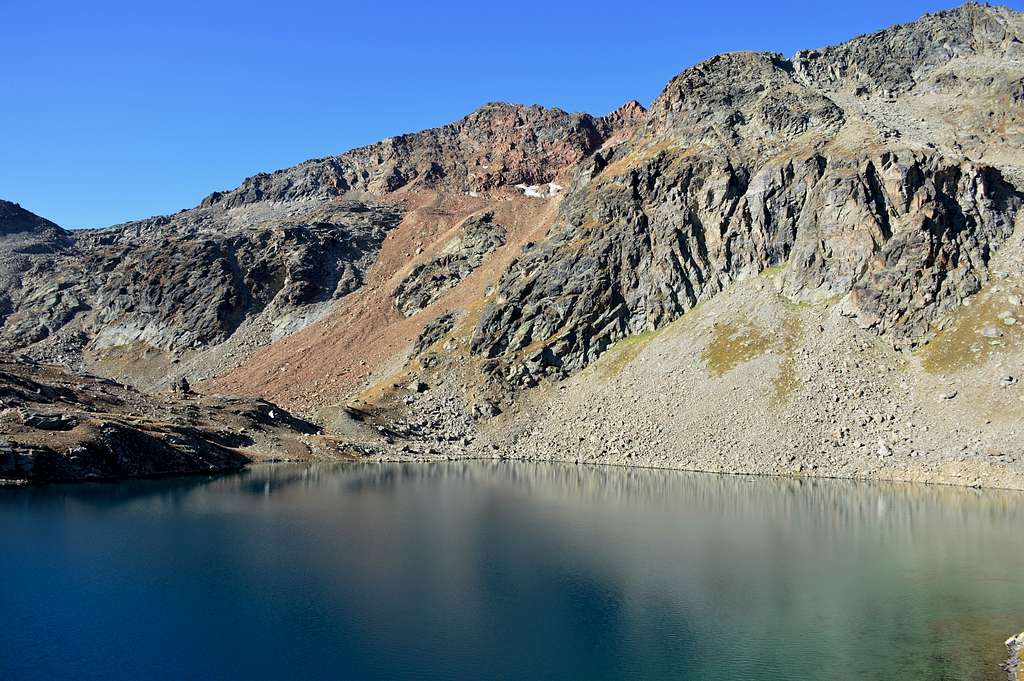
[[1, 462, 1021, 681]]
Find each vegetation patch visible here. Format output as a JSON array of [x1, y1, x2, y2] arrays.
[[597, 138, 682, 180], [699, 303, 804, 404], [597, 328, 663, 379], [771, 315, 803, 404], [917, 284, 1024, 374], [702, 321, 773, 377]]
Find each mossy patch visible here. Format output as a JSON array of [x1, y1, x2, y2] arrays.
[[597, 138, 679, 179], [917, 284, 1024, 374], [597, 328, 663, 378], [702, 321, 774, 377], [700, 308, 804, 404], [771, 315, 803, 403]]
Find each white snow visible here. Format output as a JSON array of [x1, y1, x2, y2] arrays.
[[515, 183, 545, 198]]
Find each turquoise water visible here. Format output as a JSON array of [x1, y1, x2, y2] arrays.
[[1, 463, 1022, 680]]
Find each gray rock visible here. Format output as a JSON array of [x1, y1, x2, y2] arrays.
[[472, 400, 502, 419], [21, 411, 78, 431], [413, 312, 459, 356], [1005, 632, 1024, 681], [467, 5, 1023, 380]]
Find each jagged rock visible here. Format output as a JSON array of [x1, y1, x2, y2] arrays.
[[472, 400, 502, 419], [0, 199, 402, 373], [791, 4, 1024, 96], [171, 376, 192, 396], [394, 213, 506, 316], [414, 312, 459, 356], [22, 411, 77, 431], [201, 102, 646, 205], [470, 8, 1023, 378], [1005, 632, 1024, 681]]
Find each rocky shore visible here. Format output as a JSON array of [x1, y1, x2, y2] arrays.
[[0, 356, 353, 485], [1006, 633, 1024, 681]]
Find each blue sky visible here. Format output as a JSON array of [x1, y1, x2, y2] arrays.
[[3, 0, 1020, 228]]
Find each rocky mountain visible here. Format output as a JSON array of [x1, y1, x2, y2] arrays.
[[200, 100, 646, 206], [3, 3, 1024, 488], [0, 101, 642, 388], [471, 5, 1024, 380]]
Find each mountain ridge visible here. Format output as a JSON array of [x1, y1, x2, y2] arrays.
[[3, 2, 1024, 491]]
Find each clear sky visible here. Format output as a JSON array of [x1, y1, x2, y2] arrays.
[[3, 0, 1020, 228]]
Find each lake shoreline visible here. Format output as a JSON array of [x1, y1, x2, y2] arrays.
[[7, 450, 1024, 493]]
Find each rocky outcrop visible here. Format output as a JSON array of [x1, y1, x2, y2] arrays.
[[791, 3, 1024, 96], [0, 201, 74, 330], [0, 200, 71, 248], [470, 7, 1023, 379], [413, 312, 459, 356], [1006, 632, 1024, 681], [0, 356, 319, 484], [394, 212, 506, 316]]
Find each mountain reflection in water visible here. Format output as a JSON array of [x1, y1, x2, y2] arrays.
[[1, 462, 1021, 681]]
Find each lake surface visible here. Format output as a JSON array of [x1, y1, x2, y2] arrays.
[[1, 463, 1022, 681]]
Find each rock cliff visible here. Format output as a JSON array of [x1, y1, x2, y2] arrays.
[[471, 5, 1023, 380]]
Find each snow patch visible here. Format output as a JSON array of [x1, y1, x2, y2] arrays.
[[512, 182, 565, 198]]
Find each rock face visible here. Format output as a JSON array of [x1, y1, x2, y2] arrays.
[[0, 199, 402, 373], [0, 356, 318, 484], [1006, 632, 1024, 681], [470, 5, 1024, 377], [413, 312, 459, 357], [394, 212, 506, 316]]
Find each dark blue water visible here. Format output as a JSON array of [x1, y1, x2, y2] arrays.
[[1, 463, 1022, 680]]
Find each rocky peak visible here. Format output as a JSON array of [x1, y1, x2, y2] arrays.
[[640, 51, 844, 157], [595, 100, 646, 144], [200, 101, 642, 210], [792, 2, 1024, 95], [0, 200, 68, 240]]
